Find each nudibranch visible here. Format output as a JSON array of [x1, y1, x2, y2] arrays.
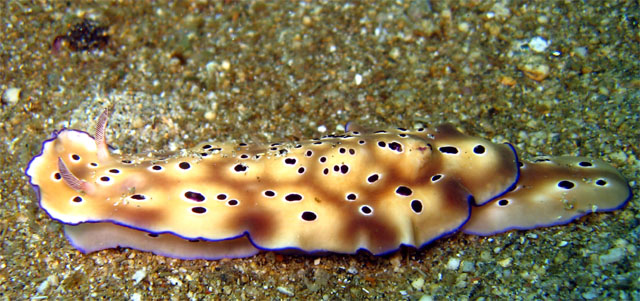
[[25, 108, 632, 259]]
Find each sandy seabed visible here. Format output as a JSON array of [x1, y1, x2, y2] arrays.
[[1, 1, 638, 299]]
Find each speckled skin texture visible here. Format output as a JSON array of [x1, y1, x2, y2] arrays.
[[28, 122, 505, 256], [1, 1, 639, 299], [27, 117, 629, 261]]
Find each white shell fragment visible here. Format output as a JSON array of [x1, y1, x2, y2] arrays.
[[24, 108, 631, 259]]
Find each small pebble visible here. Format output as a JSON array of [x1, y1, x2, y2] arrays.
[[221, 60, 231, 71], [167, 276, 182, 286], [499, 75, 516, 86], [529, 36, 549, 53], [2, 87, 21, 103], [582, 289, 599, 300], [537, 15, 549, 24], [615, 239, 629, 247], [490, 2, 510, 19], [302, 15, 312, 26], [599, 247, 626, 265], [457, 22, 470, 32], [573, 46, 588, 58], [411, 277, 425, 290], [132, 268, 147, 284], [519, 63, 550, 81], [446, 257, 461, 270], [36, 275, 58, 294], [205, 61, 216, 74], [480, 250, 492, 261], [354, 74, 363, 86], [610, 150, 628, 164], [461, 261, 475, 272], [130, 292, 142, 301], [277, 286, 294, 297], [204, 111, 216, 120], [498, 257, 512, 268], [419, 295, 434, 301], [389, 47, 400, 60], [347, 266, 358, 274]]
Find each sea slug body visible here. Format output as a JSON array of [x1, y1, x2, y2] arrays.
[[25, 108, 632, 259]]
